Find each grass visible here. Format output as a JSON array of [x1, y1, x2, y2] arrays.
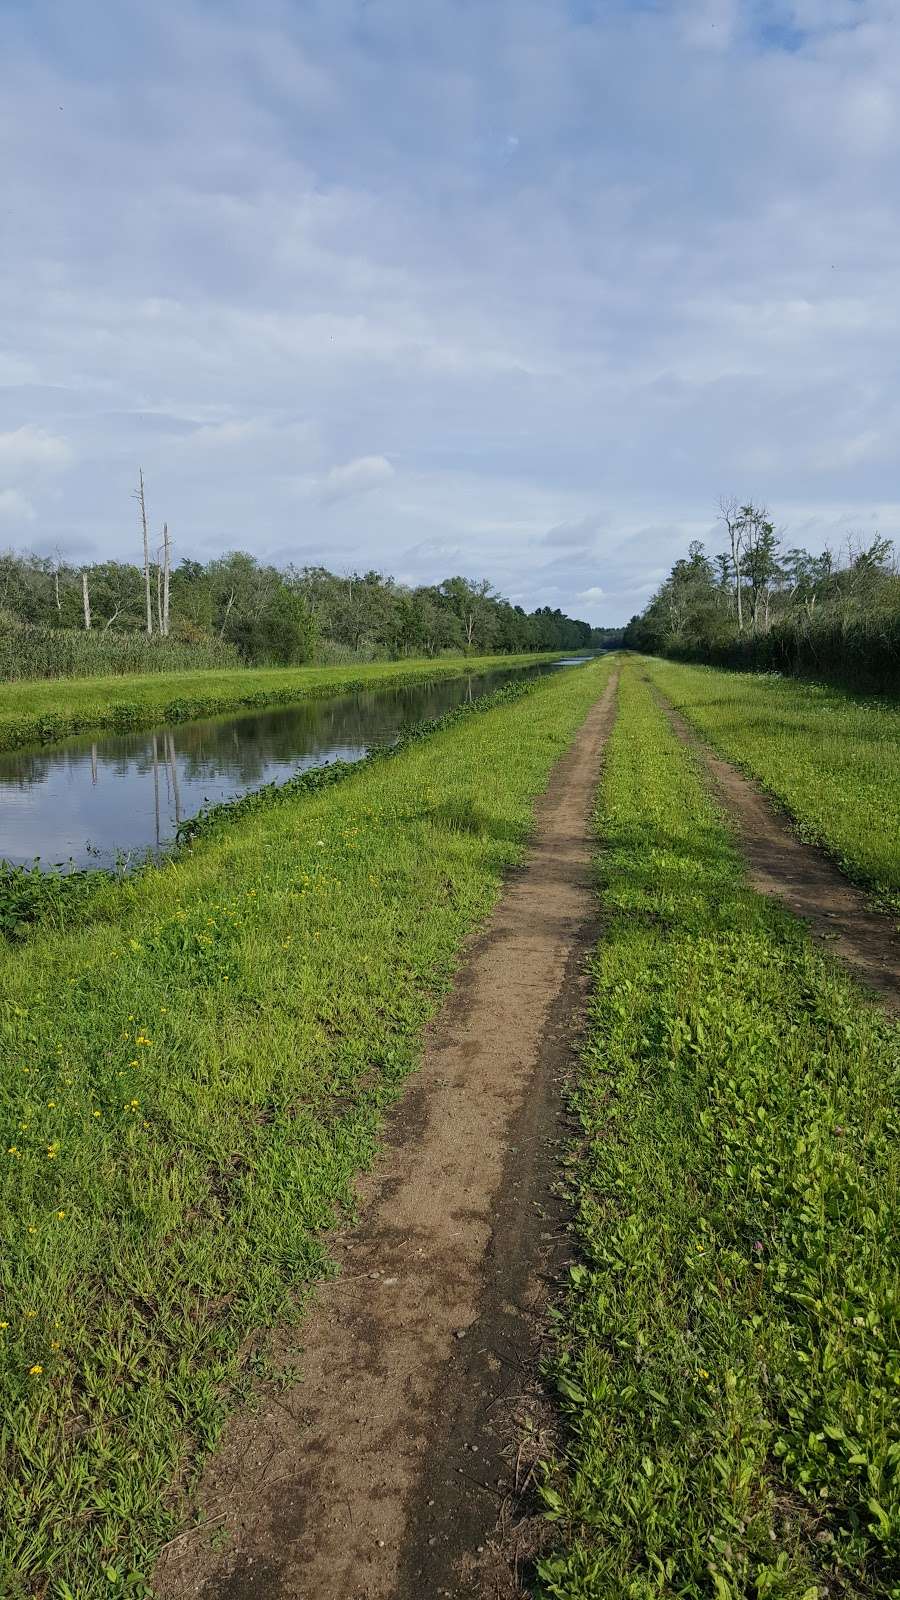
[[0, 622, 239, 684], [0, 652, 557, 753], [641, 656, 900, 912], [0, 656, 612, 1599], [538, 663, 899, 1599]]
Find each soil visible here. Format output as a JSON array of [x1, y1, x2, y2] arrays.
[[154, 672, 618, 1600], [659, 695, 900, 1015]]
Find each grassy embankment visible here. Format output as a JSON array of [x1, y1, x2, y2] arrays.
[[642, 656, 900, 913], [0, 656, 612, 1598], [539, 664, 899, 1598], [0, 652, 557, 753]]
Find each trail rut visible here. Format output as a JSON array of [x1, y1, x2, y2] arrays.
[[155, 672, 618, 1600], [659, 694, 900, 1014]]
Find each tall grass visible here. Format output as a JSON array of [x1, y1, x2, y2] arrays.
[[644, 656, 900, 910], [0, 619, 240, 682], [539, 664, 899, 1598], [0, 658, 611, 1598]]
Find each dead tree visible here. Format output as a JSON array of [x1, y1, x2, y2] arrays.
[[155, 522, 173, 636], [162, 522, 171, 636], [81, 571, 91, 631], [134, 469, 153, 636], [719, 497, 745, 633]]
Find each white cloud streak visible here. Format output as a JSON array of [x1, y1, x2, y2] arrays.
[[1, 0, 899, 619]]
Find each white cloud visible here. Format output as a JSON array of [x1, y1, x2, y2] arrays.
[[0, 426, 73, 473], [0, 488, 36, 523], [578, 586, 606, 603], [318, 455, 396, 504], [1, 0, 900, 619]]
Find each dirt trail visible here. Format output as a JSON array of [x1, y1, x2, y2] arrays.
[[658, 695, 900, 1014], [155, 673, 618, 1600]]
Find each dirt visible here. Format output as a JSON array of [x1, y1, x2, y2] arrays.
[[154, 672, 618, 1600], [659, 695, 900, 1015]]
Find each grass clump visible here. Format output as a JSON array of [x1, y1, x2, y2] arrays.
[[0, 657, 611, 1598], [0, 652, 555, 753], [642, 656, 900, 911], [539, 664, 899, 1599]]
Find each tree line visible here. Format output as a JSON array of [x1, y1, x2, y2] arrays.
[[0, 545, 616, 673], [624, 499, 900, 690]]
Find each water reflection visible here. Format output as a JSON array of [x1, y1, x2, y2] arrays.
[[0, 660, 585, 869]]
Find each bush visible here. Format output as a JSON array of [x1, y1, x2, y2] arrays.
[[663, 610, 900, 693]]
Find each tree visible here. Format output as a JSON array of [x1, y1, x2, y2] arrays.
[[738, 506, 781, 631], [134, 469, 153, 637], [719, 497, 746, 632], [438, 577, 498, 653]]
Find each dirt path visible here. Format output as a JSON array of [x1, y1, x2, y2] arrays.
[[155, 673, 618, 1600], [658, 695, 900, 1014]]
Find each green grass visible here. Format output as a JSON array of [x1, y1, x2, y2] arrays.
[[0, 652, 557, 753], [641, 656, 900, 912], [0, 656, 612, 1599], [538, 664, 899, 1599], [0, 621, 240, 684]]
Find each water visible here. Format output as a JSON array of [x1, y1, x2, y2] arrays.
[[0, 659, 589, 870]]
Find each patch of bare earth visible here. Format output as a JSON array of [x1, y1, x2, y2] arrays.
[[657, 693, 900, 1015], [153, 672, 618, 1600]]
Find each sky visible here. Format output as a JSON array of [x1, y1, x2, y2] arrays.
[[1, 0, 899, 626]]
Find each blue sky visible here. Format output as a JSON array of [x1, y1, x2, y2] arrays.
[[1, 0, 898, 624]]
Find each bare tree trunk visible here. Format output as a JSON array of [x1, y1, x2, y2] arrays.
[[54, 569, 62, 616], [162, 522, 171, 637], [720, 499, 744, 633], [82, 571, 91, 631], [156, 557, 163, 635], [136, 469, 153, 636], [219, 587, 236, 639]]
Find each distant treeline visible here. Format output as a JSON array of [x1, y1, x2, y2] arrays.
[[624, 501, 900, 691], [0, 549, 620, 681]]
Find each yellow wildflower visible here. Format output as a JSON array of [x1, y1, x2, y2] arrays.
[[28, 1364, 43, 1376]]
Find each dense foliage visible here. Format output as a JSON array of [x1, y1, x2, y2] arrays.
[[0, 549, 611, 678], [624, 502, 900, 690]]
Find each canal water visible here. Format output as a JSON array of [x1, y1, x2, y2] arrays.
[[0, 658, 590, 870]]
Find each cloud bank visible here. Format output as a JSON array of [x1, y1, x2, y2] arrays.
[[1, 0, 899, 622]]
